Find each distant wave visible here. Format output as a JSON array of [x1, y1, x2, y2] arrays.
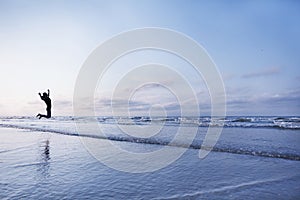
[[231, 118, 252, 123], [1, 122, 299, 161], [76, 116, 300, 129], [1, 116, 299, 129]]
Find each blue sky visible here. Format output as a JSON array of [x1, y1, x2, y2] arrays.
[[0, 0, 299, 116]]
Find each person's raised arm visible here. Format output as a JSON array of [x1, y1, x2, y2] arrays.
[[47, 89, 50, 97], [38, 92, 43, 100]]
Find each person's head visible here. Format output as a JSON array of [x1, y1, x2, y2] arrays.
[[43, 92, 47, 97]]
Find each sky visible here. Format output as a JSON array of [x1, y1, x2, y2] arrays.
[[0, 0, 299, 116]]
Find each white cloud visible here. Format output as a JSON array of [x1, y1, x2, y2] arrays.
[[242, 67, 280, 78]]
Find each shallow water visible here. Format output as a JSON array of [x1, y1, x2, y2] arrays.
[[0, 117, 300, 199]]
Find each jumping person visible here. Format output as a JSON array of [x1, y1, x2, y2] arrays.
[[36, 89, 52, 119]]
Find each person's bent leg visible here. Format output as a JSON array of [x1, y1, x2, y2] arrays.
[[46, 109, 51, 118], [38, 114, 47, 119]]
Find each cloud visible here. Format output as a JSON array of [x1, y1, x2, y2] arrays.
[[54, 100, 73, 108], [242, 67, 280, 78], [226, 88, 300, 115], [95, 98, 151, 111], [27, 100, 41, 105], [74, 86, 300, 116], [227, 98, 250, 106], [259, 90, 300, 105], [93, 97, 184, 116]]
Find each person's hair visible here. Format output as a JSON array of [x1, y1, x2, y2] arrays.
[[43, 92, 47, 96]]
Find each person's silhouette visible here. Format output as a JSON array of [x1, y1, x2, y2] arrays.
[[36, 89, 52, 119]]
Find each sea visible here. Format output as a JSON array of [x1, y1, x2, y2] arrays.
[[0, 116, 299, 199]]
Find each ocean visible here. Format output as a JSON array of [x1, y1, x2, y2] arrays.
[[0, 116, 299, 199]]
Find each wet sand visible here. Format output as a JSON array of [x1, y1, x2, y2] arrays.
[[1, 127, 300, 199]]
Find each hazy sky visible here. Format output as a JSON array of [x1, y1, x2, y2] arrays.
[[0, 0, 299, 116]]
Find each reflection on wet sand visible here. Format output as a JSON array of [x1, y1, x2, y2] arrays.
[[43, 140, 50, 162], [36, 139, 51, 178]]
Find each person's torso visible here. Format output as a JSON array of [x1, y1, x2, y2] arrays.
[[43, 97, 51, 108]]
